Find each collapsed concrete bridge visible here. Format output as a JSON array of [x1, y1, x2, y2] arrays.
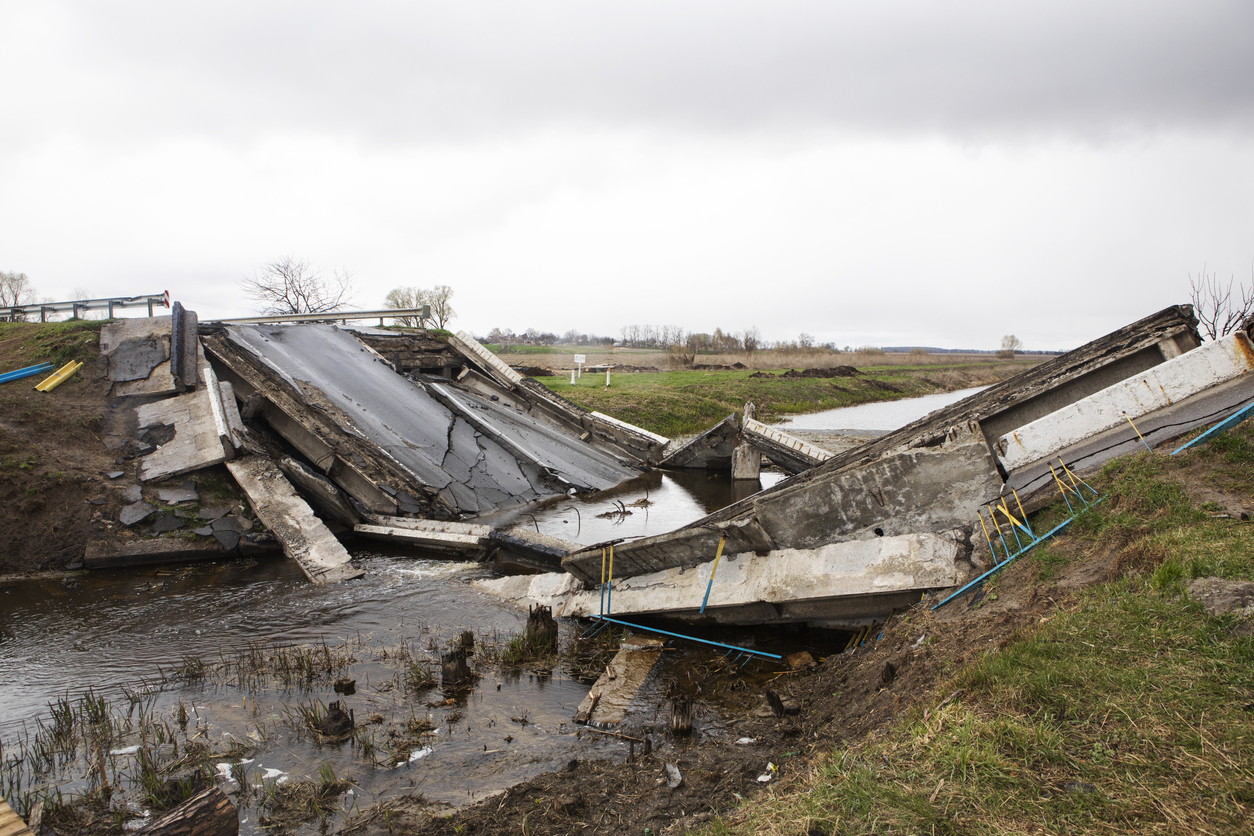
[[91, 304, 1253, 628], [480, 305, 1254, 628]]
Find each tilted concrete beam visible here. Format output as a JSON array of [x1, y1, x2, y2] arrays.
[[562, 422, 1000, 583], [480, 530, 969, 628], [996, 333, 1254, 471]]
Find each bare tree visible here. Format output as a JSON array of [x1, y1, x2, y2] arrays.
[[741, 326, 761, 353], [1190, 267, 1254, 340], [426, 284, 456, 329], [999, 334, 1024, 358], [241, 257, 356, 315], [384, 286, 425, 326], [1, 271, 35, 321]]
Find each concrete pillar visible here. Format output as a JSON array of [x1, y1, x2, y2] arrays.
[[731, 441, 761, 480], [732, 400, 761, 479]]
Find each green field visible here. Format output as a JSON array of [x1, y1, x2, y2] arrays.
[[540, 361, 1035, 437]]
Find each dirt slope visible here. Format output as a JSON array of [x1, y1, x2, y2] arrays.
[[0, 322, 119, 574]]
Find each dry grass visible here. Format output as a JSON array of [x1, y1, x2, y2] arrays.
[[494, 342, 1045, 372], [703, 426, 1254, 836]]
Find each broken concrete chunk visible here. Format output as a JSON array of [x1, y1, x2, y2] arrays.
[[573, 636, 665, 727], [122, 485, 143, 503], [213, 530, 241, 551], [113, 359, 179, 398], [134, 386, 230, 481], [225, 456, 363, 584], [120, 501, 157, 526], [149, 515, 185, 534], [157, 480, 198, 504], [105, 471, 124, 479], [212, 515, 251, 533], [1187, 577, 1254, 618], [108, 337, 170, 382], [193, 526, 214, 536], [197, 506, 230, 521]]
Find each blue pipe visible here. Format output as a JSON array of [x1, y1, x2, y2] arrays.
[[0, 363, 54, 385], [1172, 399, 1254, 455], [932, 500, 1102, 610], [589, 614, 783, 660]]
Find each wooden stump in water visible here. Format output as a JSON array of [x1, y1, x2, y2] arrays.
[[136, 786, 238, 836], [526, 604, 558, 652], [441, 648, 472, 689], [315, 700, 354, 739], [670, 694, 695, 736], [458, 630, 475, 654]]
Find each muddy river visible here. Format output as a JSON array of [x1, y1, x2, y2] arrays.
[[0, 388, 979, 831]]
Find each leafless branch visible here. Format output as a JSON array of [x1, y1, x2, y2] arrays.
[[1190, 266, 1254, 340], [241, 257, 356, 315]]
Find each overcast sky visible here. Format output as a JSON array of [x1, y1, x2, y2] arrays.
[[2, 1, 1252, 350]]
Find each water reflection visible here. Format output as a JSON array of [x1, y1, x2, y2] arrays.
[[778, 385, 988, 433], [475, 469, 785, 547]]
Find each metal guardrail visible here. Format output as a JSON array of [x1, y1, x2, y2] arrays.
[[216, 306, 430, 326], [4, 292, 170, 322]]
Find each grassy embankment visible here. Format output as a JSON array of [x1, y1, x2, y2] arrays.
[[536, 358, 1037, 438], [707, 424, 1254, 836]]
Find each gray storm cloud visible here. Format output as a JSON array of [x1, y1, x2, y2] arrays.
[[7, 0, 1252, 147]]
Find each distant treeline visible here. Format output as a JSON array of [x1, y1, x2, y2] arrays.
[[882, 346, 1063, 355]]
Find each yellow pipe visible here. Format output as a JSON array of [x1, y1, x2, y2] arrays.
[[1048, 461, 1077, 497], [35, 360, 83, 392], [709, 534, 726, 583], [1122, 411, 1152, 451], [978, 508, 999, 564]]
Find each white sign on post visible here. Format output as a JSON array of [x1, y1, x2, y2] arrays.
[[574, 354, 586, 378]]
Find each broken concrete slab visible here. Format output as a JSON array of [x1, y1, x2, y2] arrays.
[[661, 414, 739, 471], [157, 480, 198, 504], [661, 413, 830, 477], [277, 456, 361, 527], [170, 300, 200, 390], [483, 530, 968, 628], [996, 332, 1254, 471], [741, 418, 833, 473], [134, 386, 231, 481], [212, 515, 251, 533], [113, 359, 179, 398], [226, 456, 364, 584], [562, 422, 1000, 583], [487, 528, 584, 573], [149, 514, 185, 534], [83, 538, 239, 569], [353, 516, 491, 557], [100, 317, 178, 399], [573, 636, 666, 728], [203, 323, 637, 518], [1004, 372, 1254, 505], [120, 501, 157, 526]]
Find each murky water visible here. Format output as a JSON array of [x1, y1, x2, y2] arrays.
[[0, 471, 791, 831], [0, 387, 968, 829], [778, 385, 988, 433], [477, 469, 786, 548]]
